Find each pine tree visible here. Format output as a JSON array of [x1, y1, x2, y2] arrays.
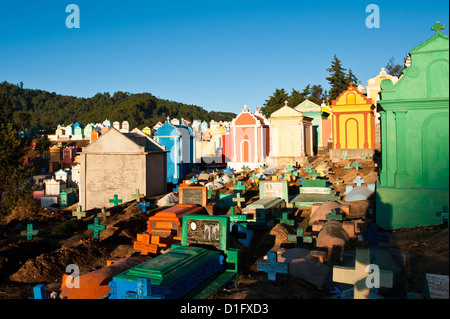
[[260, 88, 289, 117], [326, 55, 348, 103], [346, 68, 359, 86], [288, 88, 303, 106], [0, 123, 36, 216], [309, 85, 328, 105], [385, 56, 405, 78]]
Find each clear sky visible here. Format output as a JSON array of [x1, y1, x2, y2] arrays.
[[0, 0, 448, 115]]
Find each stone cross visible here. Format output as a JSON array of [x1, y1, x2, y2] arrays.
[[109, 194, 123, 206], [137, 201, 151, 213], [358, 223, 389, 248], [98, 207, 110, 221], [436, 206, 449, 227], [73, 205, 86, 220], [132, 189, 145, 202], [432, 21, 445, 34], [352, 160, 362, 170], [232, 192, 245, 208], [257, 250, 289, 282], [353, 176, 365, 187], [88, 218, 106, 240], [333, 248, 393, 299], [287, 227, 313, 248], [21, 223, 39, 241]]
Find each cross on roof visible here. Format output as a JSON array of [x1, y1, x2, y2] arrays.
[[333, 248, 393, 299], [132, 189, 145, 202], [353, 176, 365, 187], [73, 205, 86, 220], [257, 250, 289, 282], [109, 194, 123, 206], [88, 218, 106, 240], [21, 223, 39, 241], [432, 21, 445, 35], [284, 100, 289, 107], [358, 223, 389, 248], [137, 201, 151, 213]]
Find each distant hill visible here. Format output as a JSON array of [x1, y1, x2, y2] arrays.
[[0, 81, 236, 131]]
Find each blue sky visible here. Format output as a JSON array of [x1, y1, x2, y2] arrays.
[[0, 0, 448, 115]]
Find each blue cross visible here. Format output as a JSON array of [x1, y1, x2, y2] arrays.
[[257, 251, 289, 282], [190, 176, 198, 184], [223, 167, 234, 175], [33, 284, 47, 299], [358, 223, 389, 248], [137, 201, 151, 213]]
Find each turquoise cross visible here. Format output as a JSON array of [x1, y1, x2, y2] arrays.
[[352, 160, 362, 170], [233, 181, 246, 193], [109, 194, 123, 206], [88, 218, 106, 240], [21, 223, 39, 241], [279, 212, 294, 226]]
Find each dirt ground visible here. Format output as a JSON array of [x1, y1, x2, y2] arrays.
[[0, 155, 448, 299]]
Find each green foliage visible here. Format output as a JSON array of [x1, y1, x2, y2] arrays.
[[0, 123, 36, 216], [385, 56, 405, 78], [326, 54, 349, 103], [260, 88, 289, 117], [51, 219, 86, 237], [0, 81, 236, 130]]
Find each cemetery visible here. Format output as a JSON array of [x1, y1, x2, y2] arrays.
[[0, 22, 448, 302]]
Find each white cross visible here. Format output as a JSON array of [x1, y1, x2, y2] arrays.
[[353, 176, 365, 187]]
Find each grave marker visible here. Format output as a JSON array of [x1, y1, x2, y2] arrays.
[[133, 233, 158, 255], [342, 151, 349, 160], [233, 181, 246, 193], [326, 209, 343, 221], [88, 218, 106, 240], [125, 277, 161, 299], [257, 250, 289, 282], [344, 163, 351, 169], [287, 227, 313, 247], [33, 284, 47, 299], [232, 192, 245, 208], [109, 194, 123, 206], [353, 176, 365, 187], [97, 207, 110, 221], [137, 201, 151, 213], [358, 223, 389, 248], [21, 224, 39, 241], [132, 189, 145, 202], [352, 160, 362, 170], [73, 205, 86, 220], [279, 212, 294, 226], [333, 248, 393, 299]]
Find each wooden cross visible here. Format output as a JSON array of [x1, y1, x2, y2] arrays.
[[333, 248, 393, 299], [132, 189, 145, 202], [287, 228, 313, 248], [353, 176, 365, 187], [279, 212, 294, 226], [97, 207, 110, 221], [207, 186, 216, 200], [432, 21, 445, 34], [137, 201, 151, 213], [88, 218, 106, 240], [358, 224, 389, 248], [326, 209, 343, 221], [230, 174, 238, 184], [257, 250, 289, 282], [232, 192, 245, 208], [233, 181, 246, 193], [352, 160, 362, 170], [342, 151, 349, 160], [189, 176, 198, 184], [344, 163, 351, 169], [73, 205, 86, 220], [436, 206, 449, 227], [109, 194, 123, 206], [21, 223, 39, 241], [133, 233, 158, 255]]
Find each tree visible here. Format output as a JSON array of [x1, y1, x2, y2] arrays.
[[309, 84, 328, 105], [0, 91, 13, 126], [385, 56, 405, 78], [326, 55, 349, 103], [260, 88, 289, 117], [346, 68, 359, 86], [0, 123, 36, 217], [13, 111, 32, 132]]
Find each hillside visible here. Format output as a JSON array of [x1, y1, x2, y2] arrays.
[[0, 81, 236, 131]]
